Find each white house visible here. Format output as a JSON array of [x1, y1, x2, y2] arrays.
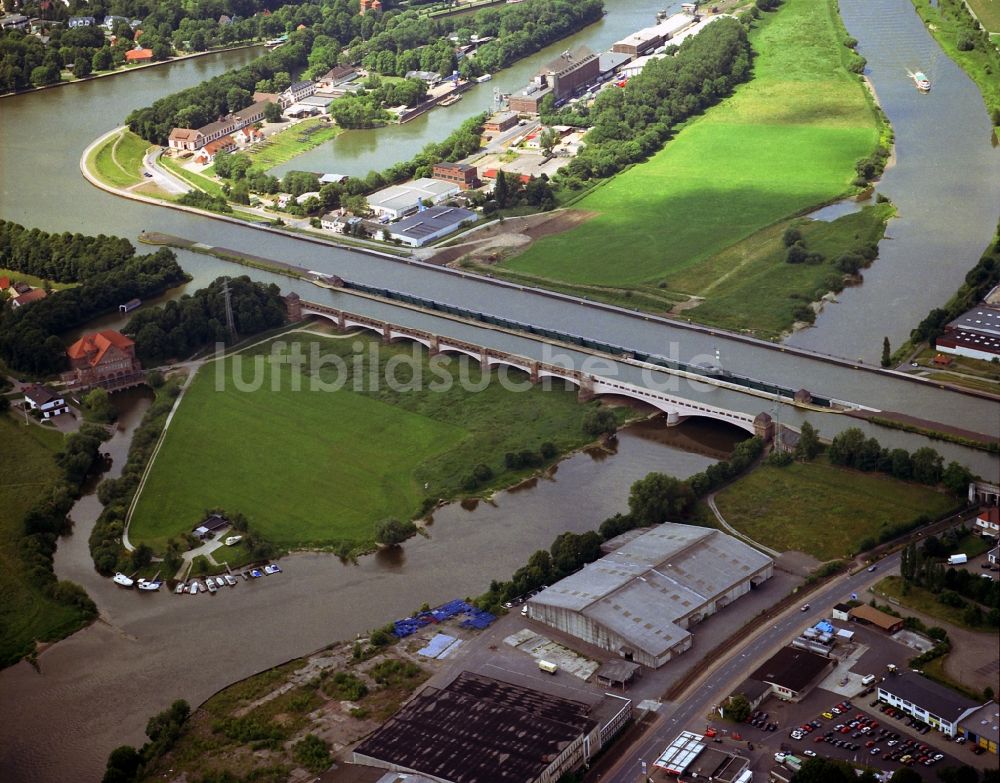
[[321, 213, 362, 233], [876, 672, 985, 738], [23, 384, 69, 419]]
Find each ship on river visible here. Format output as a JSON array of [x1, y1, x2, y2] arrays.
[[909, 69, 931, 92]]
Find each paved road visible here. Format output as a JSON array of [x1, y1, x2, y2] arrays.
[[597, 555, 902, 783]]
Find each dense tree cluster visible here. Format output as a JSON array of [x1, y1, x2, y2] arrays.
[[326, 75, 428, 129], [826, 427, 972, 493], [123, 275, 286, 364], [0, 224, 186, 375], [554, 18, 751, 187], [0, 220, 136, 282], [471, 0, 604, 73]]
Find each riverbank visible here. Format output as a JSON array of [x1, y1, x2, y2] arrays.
[[492, 0, 889, 336], [910, 0, 1000, 128], [0, 43, 263, 102]]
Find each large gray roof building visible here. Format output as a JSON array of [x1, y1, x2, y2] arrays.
[[526, 524, 773, 668]]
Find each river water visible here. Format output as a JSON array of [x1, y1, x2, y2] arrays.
[[0, 397, 727, 782], [786, 0, 1000, 360], [1, 2, 998, 778]]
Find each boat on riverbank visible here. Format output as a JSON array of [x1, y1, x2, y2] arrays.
[[911, 70, 931, 92], [113, 572, 134, 588], [439, 93, 463, 107]]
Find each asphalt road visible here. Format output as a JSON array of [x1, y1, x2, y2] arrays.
[[597, 553, 903, 783]]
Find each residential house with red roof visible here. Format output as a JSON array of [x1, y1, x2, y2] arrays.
[[11, 288, 47, 308], [66, 330, 143, 389]]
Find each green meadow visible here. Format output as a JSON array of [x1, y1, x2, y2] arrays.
[[501, 0, 881, 327], [129, 334, 624, 551], [714, 459, 957, 561]]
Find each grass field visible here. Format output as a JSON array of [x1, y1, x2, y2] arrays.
[[966, 0, 1000, 32], [130, 333, 624, 551], [501, 0, 881, 320], [88, 130, 148, 189], [714, 459, 958, 560], [0, 416, 89, 666], [244, 118, 341, 173], [874, 575, 995, 632], [686, 203, 893, 336]]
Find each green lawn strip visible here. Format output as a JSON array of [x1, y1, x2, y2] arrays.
[[243, 118, 341, 174], [686, 204, 894, 337], [924, 371, 1000, 395], [89, 132, 142, 189], [714, 459, 957, 561], [208, 541, 253, 569], [964, 0, 1000, 34], [113, 130, 152, 179], [159, 155, 227, 198], [0, 415, 86, 666], [469, 263, 686, 312], [911, 0, 1000, 126], [504, 0, 879, 292], [129, 334, 619, 552], [873, 575, 995, 632]]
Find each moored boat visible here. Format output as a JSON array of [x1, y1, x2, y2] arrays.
[[174, 582, 185, 594], [224, 574, 238, 586], [113, 572, 134, 588], [206, 578, 218, 593], [137, 579, 161, 591]]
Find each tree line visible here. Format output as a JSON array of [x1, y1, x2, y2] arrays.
[[826, 426, 972, 492], [123, 275, 287, 365], [552, 17, 752, 188], [0, 223, 187, 376]]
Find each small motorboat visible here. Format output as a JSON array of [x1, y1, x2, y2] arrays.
[[113, 572, 134, 588], [206, 578, 218, 593], [249, 569, 263, 578], [189, 582, 200, 595], [174, 582, 185, 594], [263, 564, 282, 575], [137, 579, 161, 592], [224, 574, 237, 586]]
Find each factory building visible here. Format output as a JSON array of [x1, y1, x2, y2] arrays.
[[525, 524, 773, 669]]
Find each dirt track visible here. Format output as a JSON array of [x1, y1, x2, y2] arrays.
[[425, 209, 597, 267]]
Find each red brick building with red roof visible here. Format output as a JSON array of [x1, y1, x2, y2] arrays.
[[66, 330, 143, 389]]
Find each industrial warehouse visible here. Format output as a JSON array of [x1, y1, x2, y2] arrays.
[[351, 671, 632, 783], [525, 524, 774, 668]]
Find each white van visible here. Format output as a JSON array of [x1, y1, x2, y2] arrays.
[[538, 660, 558, 675], [861, 674, 877, 686]]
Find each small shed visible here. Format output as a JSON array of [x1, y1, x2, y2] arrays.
[[192, 513, 230, 539], [595, 659, 640, 690]]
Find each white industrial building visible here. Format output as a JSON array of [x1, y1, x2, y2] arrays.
[[526, 524, 773, 669], [386, 206, 476, 247], [366, 178, 460, 220]]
